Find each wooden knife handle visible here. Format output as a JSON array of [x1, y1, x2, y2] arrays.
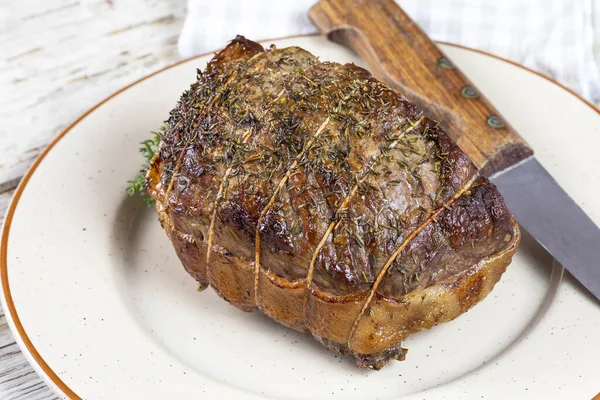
[[309, 0, 533, 175]]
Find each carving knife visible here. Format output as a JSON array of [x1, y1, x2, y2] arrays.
[[309, 0, 600, 300]]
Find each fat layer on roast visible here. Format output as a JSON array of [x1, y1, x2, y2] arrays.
[[146, 36, 519, 369]]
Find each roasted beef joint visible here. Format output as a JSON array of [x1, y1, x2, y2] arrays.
[[146, 36, 520, 369]]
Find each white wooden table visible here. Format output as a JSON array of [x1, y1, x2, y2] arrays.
[[0, 1, 187, 398], [2, 1, 599, 399]]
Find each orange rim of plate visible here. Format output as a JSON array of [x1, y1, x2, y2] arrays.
[[1, 34, 599, 399]]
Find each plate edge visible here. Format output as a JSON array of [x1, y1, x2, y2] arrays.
[[1, 34, 598, 399]]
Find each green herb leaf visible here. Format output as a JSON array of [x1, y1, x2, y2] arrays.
[[126, 125, 164, 205]]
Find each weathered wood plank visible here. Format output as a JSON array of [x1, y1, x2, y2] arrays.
[[0, 289, 58, 400], [0, 332, 58, 400], [0, 0, 188, 192], [0, 190, 15, 221]]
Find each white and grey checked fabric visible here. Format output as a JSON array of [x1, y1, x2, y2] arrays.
[[178, 0, 600, 104]]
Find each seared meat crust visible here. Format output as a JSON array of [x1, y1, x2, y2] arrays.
[[147, 36, 519, 369]]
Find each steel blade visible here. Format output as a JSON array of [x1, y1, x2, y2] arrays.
[[491, 158, 600, 301]]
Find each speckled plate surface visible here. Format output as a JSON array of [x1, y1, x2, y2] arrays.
[[2, 36, 600, 400]]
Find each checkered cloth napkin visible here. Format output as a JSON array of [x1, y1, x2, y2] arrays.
[[178, 0, 600, 104]]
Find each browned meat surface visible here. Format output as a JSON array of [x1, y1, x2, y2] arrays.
[[146, 36, 520, 369]]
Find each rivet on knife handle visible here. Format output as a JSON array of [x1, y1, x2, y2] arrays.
[[309, 0, 533, 176]]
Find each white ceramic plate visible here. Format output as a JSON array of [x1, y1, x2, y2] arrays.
[[2, 36, 600, 400]]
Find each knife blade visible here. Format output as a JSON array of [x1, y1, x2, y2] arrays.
[[492, 158, 600, 300], [309, 0, 600, 300]]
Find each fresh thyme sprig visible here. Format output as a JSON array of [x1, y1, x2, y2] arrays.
[[126, 125, 165, 205]]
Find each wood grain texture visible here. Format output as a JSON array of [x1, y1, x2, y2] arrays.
[[0, 0, 187, 193], [0, 0, 187, 397], [309, 0, 534, 175]]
